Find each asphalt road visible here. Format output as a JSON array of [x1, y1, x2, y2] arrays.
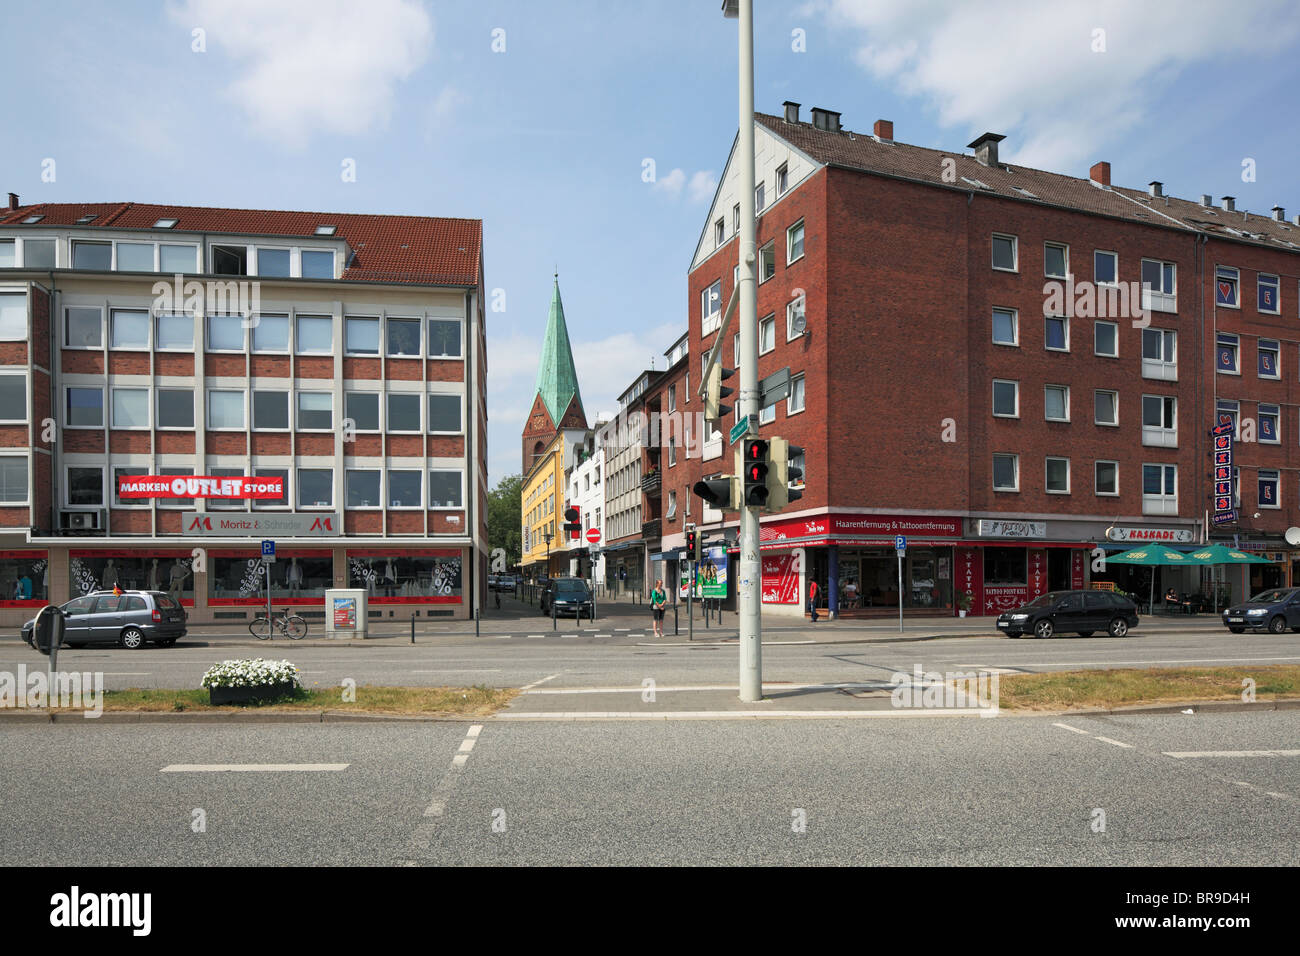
[[2, 712, 1297, 865], [2, 625, 1297, 694]]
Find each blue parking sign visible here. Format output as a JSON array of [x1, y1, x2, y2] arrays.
[[895, 535, 907, 551], [261, 539, 276, 558]]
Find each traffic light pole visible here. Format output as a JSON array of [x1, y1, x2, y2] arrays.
[[735, 0, 762, 703]]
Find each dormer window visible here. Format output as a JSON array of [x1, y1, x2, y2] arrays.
[[314, 225, 337, 236], [153, 218, 179, 229], [21, 215, 43, 224], [76, 214, 98, 224]]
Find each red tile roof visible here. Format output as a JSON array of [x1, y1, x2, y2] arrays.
[[0, 201, 482, 286], [757, 113, 1300, 256]]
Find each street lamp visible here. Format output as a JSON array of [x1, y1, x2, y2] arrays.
[[543, 530, 554, 578]]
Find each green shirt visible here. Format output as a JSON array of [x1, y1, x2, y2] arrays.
[[651, 588, 666, 607]]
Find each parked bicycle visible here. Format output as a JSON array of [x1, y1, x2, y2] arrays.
[[249, 607, 308, 640]]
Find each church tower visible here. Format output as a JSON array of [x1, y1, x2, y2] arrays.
[[521, 276, 588, 474]]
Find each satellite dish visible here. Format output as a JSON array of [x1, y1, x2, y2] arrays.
[[1285, 527, 1300, 547], [791, 311, 807, 335]]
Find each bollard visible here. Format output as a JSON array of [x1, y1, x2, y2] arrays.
[[475, 606, 480, 638], [410, 613, 415, 644], [552, 599, 557, 631], [674, 604, 679, 636]]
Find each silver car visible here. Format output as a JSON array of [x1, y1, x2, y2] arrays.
[[22, 590, 188, 650]]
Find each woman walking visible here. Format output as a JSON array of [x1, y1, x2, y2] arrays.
[[650, 578, 667, 638]]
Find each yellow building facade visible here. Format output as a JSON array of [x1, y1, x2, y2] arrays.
[[521, 431, 565, 577]]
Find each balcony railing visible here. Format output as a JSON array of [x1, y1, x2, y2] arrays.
[[640, 470, 661, 494], [641, 518, 661, 540]]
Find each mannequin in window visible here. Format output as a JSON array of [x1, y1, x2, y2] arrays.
[[148, 558, 160, 592], [102, 559, 119, 591], [384, 558, 396, 597], [168, 558, 189, 600], [287, 557, 303, 593]]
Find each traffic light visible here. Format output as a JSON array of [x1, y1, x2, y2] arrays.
[[692, 530, 703, 564], [767, 437, 804, 509], [563, 505, 581, 540], [693, 473, 739, 511], [741, 438, 770, 508], [704, 363, 736, 429], [685, 527, 697, 560]]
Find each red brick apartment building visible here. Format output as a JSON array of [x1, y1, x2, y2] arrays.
[[0, 196, 488, 625], [668, 101, 1300, 616]]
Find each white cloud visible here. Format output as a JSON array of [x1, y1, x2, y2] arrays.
[[652, 167, 717, 203], [652, 167, 687, 197], [819, 0, 1300, 170], [171, 0, 434, 147], [687, 170, 719, 204]]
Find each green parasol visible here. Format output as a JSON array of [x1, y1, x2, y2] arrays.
[[1104, 544, 1203, 612]]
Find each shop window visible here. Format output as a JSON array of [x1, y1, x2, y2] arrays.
[[346, 553, 463, 601], [984, 547, 1027, 585], [0, 553, 48, 602], [209, 554, 332, 602], [69, 554, 194, 601]]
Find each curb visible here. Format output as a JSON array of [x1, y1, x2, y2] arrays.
[[1027, 697, 1300, 718], [0, 709, 487, 724]]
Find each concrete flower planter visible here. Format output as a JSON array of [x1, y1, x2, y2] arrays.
[[208, 681, 295, 706]]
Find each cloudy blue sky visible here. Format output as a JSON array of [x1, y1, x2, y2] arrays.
[[3, 0, 1299, 484]]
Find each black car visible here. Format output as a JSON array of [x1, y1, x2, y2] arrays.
[[540, 578, 593, 617], [1221, 587, 1300, 633], [21, 591, 188, 649], [996, 589, 1138, 639]]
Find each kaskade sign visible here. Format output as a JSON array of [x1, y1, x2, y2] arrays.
[[119, 475, 284, 499]]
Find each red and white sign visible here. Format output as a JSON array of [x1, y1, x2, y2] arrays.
[[118, 475, 284, 499], [761, 554, 800, 604], [955, 547, 983, 614], [1070, 549, 1086, 589], [760, 513, 962, 545], [1106, 526, 1195, 543], [586, 528, 601, 544]]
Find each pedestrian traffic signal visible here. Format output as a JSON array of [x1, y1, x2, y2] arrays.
[[742, 438, 770, 508], [693, 474, 739, 511], [705, 364, 735, 429], [767, 437, 804, 509], [563, 505, 581, 539], [685, 527, 697, 559]]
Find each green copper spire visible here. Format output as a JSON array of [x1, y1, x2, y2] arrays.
[[533, 277, 585, 427]]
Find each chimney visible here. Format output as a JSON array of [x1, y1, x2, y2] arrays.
[[1089, 161, 1111, 187], [967, 133, 1005, 168], [1272, 205, 1285, 222], [872, 119, 893, 142], [6, 193, 16, 211], [782, 100, 800, 124], [809, 107, 841, 132], [1221, 196, 1236, 212], [1148, 181, 1163, 198]]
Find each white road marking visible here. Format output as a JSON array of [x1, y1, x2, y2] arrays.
[[161, 764, 348, 773], [520, 673, 561, 691], [1094, 736, 1134, 749], [458, 738, 476, 753], [595, 634, 611, 638], [466, 725, 482, 738], [409, 669, 502, 674], [525, 635, 545, 640], [451, 754, 468, 767], [1164, 749, 1300, 759], [525, 681, 891, 695], [499, 710, 996, 720], [1052, 722, 1091, 735], [615, 629, 630, 632], [99, 672, 153, 676]]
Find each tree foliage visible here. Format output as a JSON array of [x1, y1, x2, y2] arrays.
[[487, 473, 523, 568]]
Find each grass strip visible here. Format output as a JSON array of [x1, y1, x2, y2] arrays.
[[995, 665, 1300, 711], [88, 684, 517, 716]]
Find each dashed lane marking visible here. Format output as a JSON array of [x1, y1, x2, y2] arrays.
[[1052, 722, 1091, 735], [1094, 736, 1134, 749], [1165, 749, 1300, 759], [519, 673, 561, 691], [161, 764, 348, 773]]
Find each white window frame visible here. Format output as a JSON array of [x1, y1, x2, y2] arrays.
[[154, 388, 196, 430], [992, 379, 1019, 419], [253, 245, 293, 279], [65, 464, 105, 509], [991, 234, 1018, 273], [1258, 339, 1281, 380], [1044, 384, 1070, 422], [110, 386, 151, 431], [786, 297, 805, 342], [428, 469, 465, 510], [1140, 257, 1177, 312], [70, 239, 112, 271], [295, 391, 333, 432], [294, 314, 333, 355], [65, 385, 105, 430], [109, 309, 151, 351], [386, 316, 423, 359], [1094, 249, 1119, 286], [1216, 265, 1240, 310], [1259, 469, 1281, 509], [776, 162, 789, 196], [1094, 389, 1119, 427], [1142, 327, 1178, 381], [1045, 456, 1070, 494], [210, 242, 251, 276], [427, 393, 464, 435], [206, 389, 246, 431], [345, 468, 383, 510], [1044, 315, 1070, 352], [252, 467, 291, 510], [110, 465, 150, 510], [386, 469, 424, 510], [250, 389, 290, 432], [251, 313, 290, 354], [1094, 460, 1119, 497], [992, 453, 1019, 492], [1141, 394, 1178, 448], [1094, 320, 1118, 358], [344, 316, 381, 356], [992, 307, 1018, 347], [427, 317, 463, 359], [759, 314, 776, 355], [1044, 241, 1069, 279], [1258, 273, 1281, 315], [1141, 463, 1178, 516], [1216, 332, 1240, 375], [787, 219, 805, 265], [155, 312, 195, 351], [63, 306, 104, 350], [0, 371, 29, 424], [1259, 403, 1281, 445], [0, 453, 30, 506], [701, 280, 722, 336], [297, 467, 334, 509], [759, 241, 776, 284], [206, 313, 246, 353], [387, 391, 423, 434], [787, 373, 805, 415]]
